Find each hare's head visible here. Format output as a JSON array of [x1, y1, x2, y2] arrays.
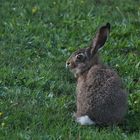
[[66, 23, 110, 77]]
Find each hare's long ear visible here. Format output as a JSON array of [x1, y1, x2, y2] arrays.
[[91, 23, 110, 55]]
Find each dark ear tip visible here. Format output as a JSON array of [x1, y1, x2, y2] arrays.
[[106, 23, 111, 30]]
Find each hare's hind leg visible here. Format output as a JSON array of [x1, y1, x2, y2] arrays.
[[76, 115, 95, 125]]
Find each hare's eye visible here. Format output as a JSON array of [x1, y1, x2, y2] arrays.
[[76, 54, 85, 61]]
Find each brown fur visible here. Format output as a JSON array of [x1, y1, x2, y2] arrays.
[[66, 23, 128, 125]]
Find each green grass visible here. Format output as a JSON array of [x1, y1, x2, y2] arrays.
[[0, 0, 140, 139]]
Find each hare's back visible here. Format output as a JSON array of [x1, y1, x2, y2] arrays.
[[85, 65, 127, 123], [86, 65, 122, 91]]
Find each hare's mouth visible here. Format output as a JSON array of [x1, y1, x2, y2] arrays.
[[66, 62, 81, 76]]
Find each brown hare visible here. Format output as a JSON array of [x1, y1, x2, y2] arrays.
[[66, 23, 128, 125]]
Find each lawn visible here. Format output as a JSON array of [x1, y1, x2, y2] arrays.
[[0, 0, 140, 139]]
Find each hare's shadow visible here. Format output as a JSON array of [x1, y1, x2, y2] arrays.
[[121, 111, 140, 133]]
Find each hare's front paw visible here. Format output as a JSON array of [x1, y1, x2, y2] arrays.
[[76, 115, 95, 125]]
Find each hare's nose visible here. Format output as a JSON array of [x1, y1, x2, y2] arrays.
[[66, 62, 70, 68], [67, 62, 70, 66]]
